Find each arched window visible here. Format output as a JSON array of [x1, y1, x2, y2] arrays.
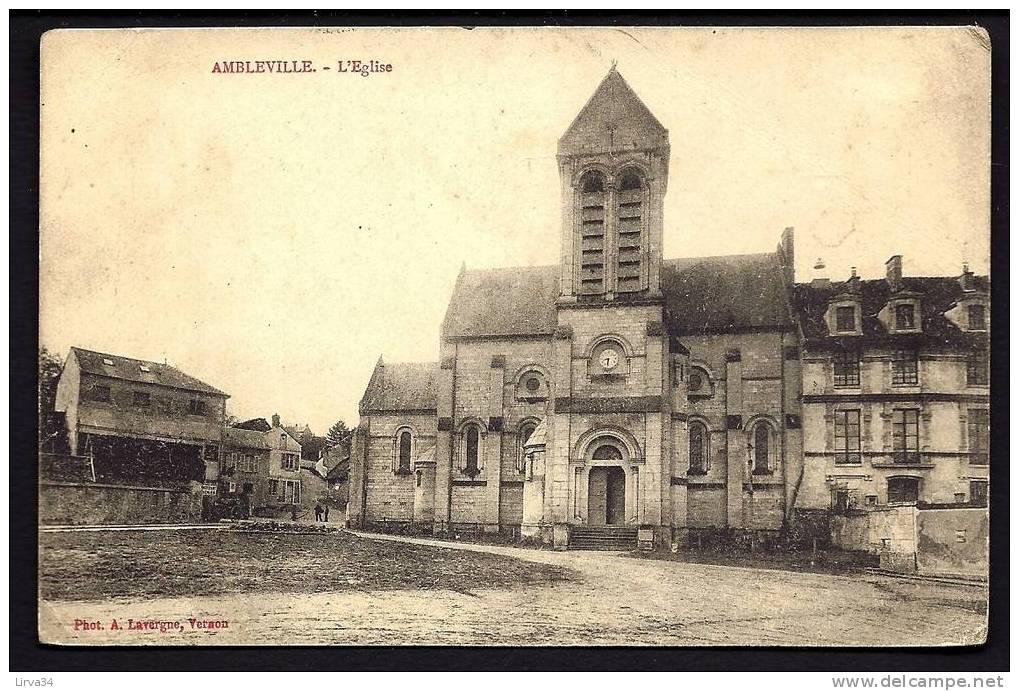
[[398, 430, 412, 473], [459, 423, 484, 476], [689, 421, 709, 474], [578, 170, 606, 294], [393, 428, 413, 474], [615, 167, 644, 293], [517, 420, 538, 473], [749, 421, 776, 475]]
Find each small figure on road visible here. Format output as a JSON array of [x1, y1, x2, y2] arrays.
[[324, 505, 330, 522], [314, 502, 324, 522]]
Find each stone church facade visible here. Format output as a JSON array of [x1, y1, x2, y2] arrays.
[[347, 68, 988, 548]]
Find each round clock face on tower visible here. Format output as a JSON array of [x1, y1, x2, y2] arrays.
[[599, 348, 620, 371]]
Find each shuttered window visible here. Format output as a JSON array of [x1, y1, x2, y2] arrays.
[[615, 169, 644, 293], [578, 171, 606, 294]]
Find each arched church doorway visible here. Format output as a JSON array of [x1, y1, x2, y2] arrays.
[[587, 442, 626, 525]]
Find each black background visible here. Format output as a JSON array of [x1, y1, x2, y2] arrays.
[[10, 10, 1009, 672]]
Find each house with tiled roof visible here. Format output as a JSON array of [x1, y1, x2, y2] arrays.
[[348, 67, 989, 550], [791, 258, 990, 513], [53, 347, 228, 487]]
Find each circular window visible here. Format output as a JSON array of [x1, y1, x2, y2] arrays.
[[688, 371, 704, 393], [525, 376, 541, 392]]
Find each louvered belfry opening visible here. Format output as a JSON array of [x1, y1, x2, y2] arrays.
[[579, 170, 607, 294], [615, 168, 644, 293]]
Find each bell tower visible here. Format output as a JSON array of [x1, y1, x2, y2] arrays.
[[557, 67, 670, 302]]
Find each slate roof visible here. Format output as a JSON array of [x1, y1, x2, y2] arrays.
[[360, 360, 437, 413], [559, 67, 669, 156], [440, 251, 793, 340], [791, 276, 989, 351], [442, 265, 559, 338], [235, 418, 271, 432], [71, 347, 227, 397], [223, 426, 270, 450], [662, 253, 793, 333]]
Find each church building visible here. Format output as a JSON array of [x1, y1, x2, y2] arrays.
[[347, 68, 805, 548]]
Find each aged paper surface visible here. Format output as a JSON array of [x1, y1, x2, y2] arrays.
[[39, 26, 990, 646]]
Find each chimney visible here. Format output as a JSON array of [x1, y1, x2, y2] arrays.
[[271, 413, 280, 428], [885, 255, 903, 291], [780, 227, 795, 284], [847, 266, 860, 294], [960, 262, 975, 291], [810, 257, 830, 288]]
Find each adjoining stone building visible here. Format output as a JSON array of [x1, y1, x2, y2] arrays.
[[348, 68, 804, 547], [791, 258, 990, 513]]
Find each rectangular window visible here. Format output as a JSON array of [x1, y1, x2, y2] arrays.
[[969, 480, 988, 507], [281, 452, 299, 471], [966, 351, 989, 386], [833, 350, 860, 387], [895, 303, 916, 330], [132, 391, 150, 408], [188, 399, 207, 416], [239, 453, 257, 473], [887, 477, 919, 504], [968, 409, 989, 466], [968, 304, 986, 330], [891, 409, 920, 464], [90, 384, 111, 402], [835, 306, 856, 332], [833, 410, 861, 465], [891, 349, 918, 385]]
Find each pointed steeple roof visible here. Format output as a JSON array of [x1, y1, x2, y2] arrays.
[[558, 66, 668, 157]]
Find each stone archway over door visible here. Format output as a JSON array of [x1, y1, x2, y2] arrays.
[[588, 466, 626, 525]]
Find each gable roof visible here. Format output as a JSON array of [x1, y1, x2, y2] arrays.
[[442, 265, 559, 339], [662, 253, 793, 333], [559, 67, 668, 156], [223, 426, 270, 450], [234, 418, 271, 432], [791, 275, 989, 351], [71, 347, 227, 397], [360, 360, 437, 413], [441, 251, 793, 340]]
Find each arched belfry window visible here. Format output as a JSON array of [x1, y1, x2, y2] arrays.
[[615, 168, 644, 293], [578, 170, 607, 295]]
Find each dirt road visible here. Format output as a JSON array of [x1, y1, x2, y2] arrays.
[[39, 529, 987, 646]]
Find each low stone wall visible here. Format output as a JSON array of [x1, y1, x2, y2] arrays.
[[916, 507, 988, 579], [831, 505, 988, 578], [40, 480, 203, 525]]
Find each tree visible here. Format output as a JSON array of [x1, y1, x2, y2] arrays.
[[326, 419, 351, 448], [39, 346, 69, 452]]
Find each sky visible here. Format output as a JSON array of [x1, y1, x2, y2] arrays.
[[39, 27, 991, 433]]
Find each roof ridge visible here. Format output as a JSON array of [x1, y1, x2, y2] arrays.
[[663, 251, 777, 264]]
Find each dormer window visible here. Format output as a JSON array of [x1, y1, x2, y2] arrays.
[[835, 306, 856, 333], [968, 304, 987, 331], [102, 358, 114, 366], [139, 365, 151, 373], [895, 304, 916, 330]]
